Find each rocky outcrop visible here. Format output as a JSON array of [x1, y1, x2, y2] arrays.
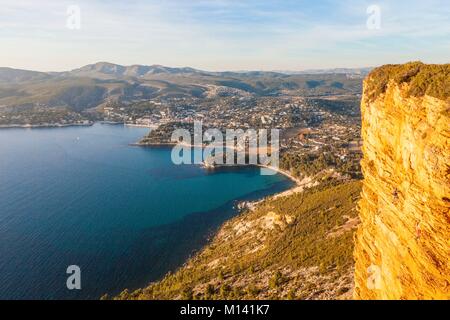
[[354, 63, 450, 299]]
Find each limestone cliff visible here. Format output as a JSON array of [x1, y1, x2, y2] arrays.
[[354, 62, 450, 299]]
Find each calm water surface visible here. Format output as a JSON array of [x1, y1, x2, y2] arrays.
[[0, 124, 292, 299]]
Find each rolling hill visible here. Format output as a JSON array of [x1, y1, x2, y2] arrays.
[[0, 62, 364, 112]]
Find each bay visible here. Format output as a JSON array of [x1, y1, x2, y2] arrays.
[[0, 123, 292, 299]]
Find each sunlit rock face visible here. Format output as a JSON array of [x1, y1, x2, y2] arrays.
[[354, 64, 450, 300]]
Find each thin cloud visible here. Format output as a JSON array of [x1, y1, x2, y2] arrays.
[[0, 0, 448, 71]]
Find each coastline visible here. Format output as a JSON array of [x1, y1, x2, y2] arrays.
[[130, 141, 177, 147], [205, 163, 309, 199], [0, 124, 297, 299], [256, 164, 314, 199], [112, 161, 319, 299], [0, 122, 94, 129], [124, 123, 159, 129], [112, 173, 295, 299], [0, 120, 158, 130], [134, 140, 306, 198], [0, 122, 304, 298]]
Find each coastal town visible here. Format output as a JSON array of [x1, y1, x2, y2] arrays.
[[0, 105, 93, 128], [1, 0, 448, 304], [0, 92, 363, 180], [127, 94, 363, 180]]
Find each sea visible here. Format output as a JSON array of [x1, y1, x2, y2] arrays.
[[0, 123, 292, 299]]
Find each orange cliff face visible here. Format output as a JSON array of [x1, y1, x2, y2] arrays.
[[353, 63, 450, 300]]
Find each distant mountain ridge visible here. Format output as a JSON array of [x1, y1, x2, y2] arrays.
[[0, 63, 206, 83], [67, 62, 205, 79], [277, 67, 372, 75], [0, 67, 51, 83], [1, 62, 372, 81], [0, 62, 365, 112]]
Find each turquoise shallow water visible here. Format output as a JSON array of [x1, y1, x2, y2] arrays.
[[0, 124, 292, 299]]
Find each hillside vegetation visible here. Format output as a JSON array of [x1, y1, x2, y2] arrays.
[[113, 180, 361, 300], [0, 63, 363, 112], [365, 62, 450, 101]]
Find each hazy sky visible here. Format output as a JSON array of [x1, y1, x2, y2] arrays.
[[1, 0, 449, 71]]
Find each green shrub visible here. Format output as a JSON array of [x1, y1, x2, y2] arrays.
[[181, 286, 193, 300], [366, 62, 450, 101]]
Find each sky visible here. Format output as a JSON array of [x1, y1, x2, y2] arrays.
[[0, 0, 449, 71]]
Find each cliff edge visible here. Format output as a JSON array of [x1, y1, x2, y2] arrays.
[[354, 62, 450, 299]]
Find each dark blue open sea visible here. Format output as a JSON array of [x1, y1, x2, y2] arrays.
[[0, 124, 292, 299]]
